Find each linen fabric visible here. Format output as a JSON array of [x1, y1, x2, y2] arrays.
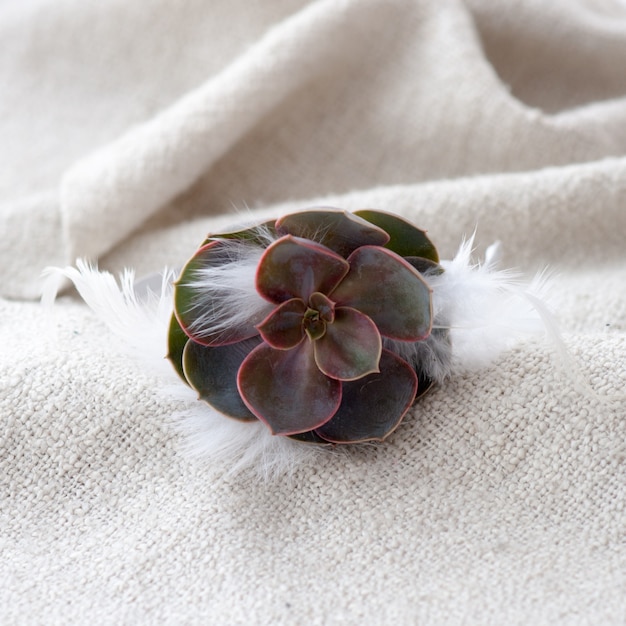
[[1, 0, 625, 623]]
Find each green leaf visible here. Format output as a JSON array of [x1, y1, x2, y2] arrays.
[[257, 298, 306, 349], [315, 349, 418, 443], [404, 256, 443, 276], [314, 307, 381, 381], [330, 246, 433, 341], [287, 430, 332, 444], [256, 235, 349, 303], [182, 337, 261, 421], [237, 341, 342, 435], [354, 209, 439, 262], [167, 313, 190, 384], [175, 240, 268, 346], [276, 208, 389, 257]]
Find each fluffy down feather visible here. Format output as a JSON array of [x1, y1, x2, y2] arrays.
[[41, 237, 560, 478], [422, 238, 549, 379], [41, 260, 329, 480]]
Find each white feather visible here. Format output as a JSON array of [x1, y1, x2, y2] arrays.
[[171, 393, 334, 481], [41, 260, 329, 479], [46, 231, 611, 479], [182, 243, 273, 342], [41, 260, 175, 369], [426, 236, 549, 376], [383, 237, 549, 384]]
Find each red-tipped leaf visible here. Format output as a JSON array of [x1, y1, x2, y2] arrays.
[[315, 349, 418, 443], [330, 246, 433, 341], [256, 235, 349, 303], [237, 341, 342, 435], [313, 307, 381, 381], [276, 208, 389, 257]]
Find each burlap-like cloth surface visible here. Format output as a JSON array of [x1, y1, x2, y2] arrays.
[[1, 1, 625, 623]]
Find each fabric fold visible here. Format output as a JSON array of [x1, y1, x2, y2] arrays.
[[58, 0, 402, 274], [2, 0, 626, 298]]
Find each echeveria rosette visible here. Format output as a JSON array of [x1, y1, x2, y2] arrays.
[[168, 208, 442, 445]]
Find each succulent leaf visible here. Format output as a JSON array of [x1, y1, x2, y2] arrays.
[[256, 235, 349, 303], [354, 209, 439, 262], [330, 246, 433, 341], [303, 308, 327, 341], [175, 240, 269, 346], [167, 313, 190, 384], [237, 341, 342, 435], [182, 337, 261, 421], [276, 208, 390, 257], [404, 256, 444, 276], [315, 349, 418, 443], [257, 298, 306, 349], [287, 430, 332, 444], [313, 307, 381, 381]]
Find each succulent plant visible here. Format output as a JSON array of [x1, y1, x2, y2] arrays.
[[167, 208, 444, 444]]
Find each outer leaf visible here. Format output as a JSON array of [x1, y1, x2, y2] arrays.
[[287, 430, 332, 444], [404, 256, 443, 276], [167, 312, 190, 384], [315, 349, 418, 443], [256, 235, 349, 303], [182, 337, 261, 421], [314, 307, 381, 381], [175, 240, 265, 346], [257, 298, 306, 349], [330, 246, 433, 341], [354, 209, 439, 262], [237, 341, 342, 435], [276, 208, 389, 257]]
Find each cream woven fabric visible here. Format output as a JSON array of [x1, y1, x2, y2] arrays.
[[1, 1, 625, 623]]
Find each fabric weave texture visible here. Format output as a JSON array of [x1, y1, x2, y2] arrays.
[[1, 0, 625, 623]]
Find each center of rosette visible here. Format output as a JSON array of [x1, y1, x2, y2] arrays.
[[303, 307, 326, 341]]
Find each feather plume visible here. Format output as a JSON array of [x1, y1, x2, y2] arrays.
[[182, 243, 272, 341], [41, 260, 175, 370], [384, 237, 549, 384], [41, 260, 329, 479], [41, 235, 569, 478], [426, 237, 549, 376]]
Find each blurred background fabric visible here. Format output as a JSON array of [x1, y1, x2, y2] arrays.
[[1, 1, 625, 623]]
